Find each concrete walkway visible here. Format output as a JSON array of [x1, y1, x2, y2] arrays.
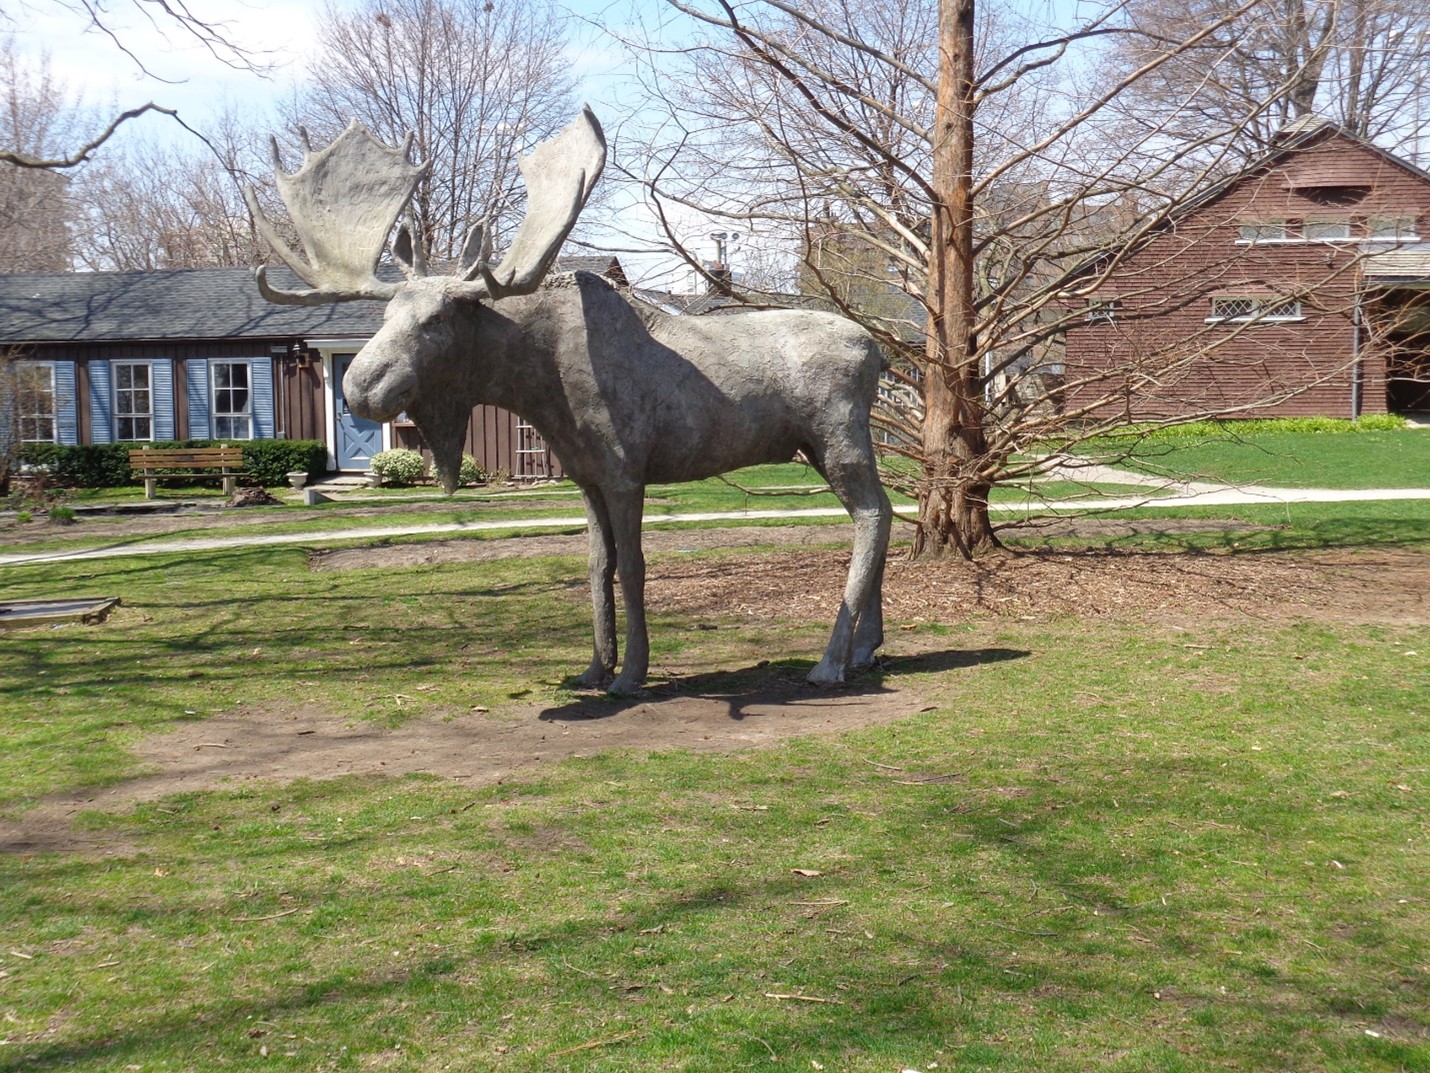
[[3, 482, 1429, 566]]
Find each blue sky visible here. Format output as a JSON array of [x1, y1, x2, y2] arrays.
[[12, 0, 719, 284]]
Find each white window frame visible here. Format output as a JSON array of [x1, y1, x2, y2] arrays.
[[1206, 297, 1304, 323], [16, 362, 57, 443], [113, 361, 154, 441], [210, 360, 254, 441]]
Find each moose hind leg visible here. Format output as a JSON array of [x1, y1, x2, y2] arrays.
[[605, 486, 651, 696], [576, 489, 618, 688], [852, 552, 886, 669], [808, 448, 891, 686]]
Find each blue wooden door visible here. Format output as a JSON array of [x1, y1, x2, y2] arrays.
[[334, 354, 383, 470]]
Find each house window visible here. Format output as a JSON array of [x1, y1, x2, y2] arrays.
[[113, 362, 153, 441], [1086, 299, 1121, 324], [1305, 218, 1351, 241], [16, 362, 56, 442], [211, 361, 253, 440], [1238, 220, 1287, 243], [1367, 215, 1418, 242], [1209, 297, 1302, 322]]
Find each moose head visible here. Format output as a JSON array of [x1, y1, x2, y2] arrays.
[[244, 108, 606, 490]]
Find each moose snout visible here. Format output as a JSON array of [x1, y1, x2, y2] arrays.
[[343, 350, 417, 422]]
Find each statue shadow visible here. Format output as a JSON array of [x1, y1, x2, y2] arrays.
[[537, 646, 1029, 724]]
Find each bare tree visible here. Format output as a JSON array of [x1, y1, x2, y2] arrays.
[[72, 109, 281, 270], [1103, 0, 1430, 168], [0, 40, 81, 269], [288, 0, 577, 261], [624, 0, 1389, 557]]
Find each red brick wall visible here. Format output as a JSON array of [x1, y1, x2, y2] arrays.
[[1064, 130, 1428, 421]]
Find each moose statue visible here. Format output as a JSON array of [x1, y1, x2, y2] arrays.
[[249, 108, 892, 694]]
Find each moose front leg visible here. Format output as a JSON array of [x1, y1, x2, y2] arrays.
[[605, 485, 650, 696], [576, 488, 618, 688]]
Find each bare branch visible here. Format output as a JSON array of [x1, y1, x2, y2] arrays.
[[0, 103, 215, 169]]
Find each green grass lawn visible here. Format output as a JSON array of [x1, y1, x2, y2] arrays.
[[1, 530, 1426, 1072], [1089, 427, 1430, 489]]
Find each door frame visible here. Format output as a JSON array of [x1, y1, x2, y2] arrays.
[[310, 341, 391, 471]]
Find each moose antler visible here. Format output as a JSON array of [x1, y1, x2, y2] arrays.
[[464, 106, 606, 300], [246, 121, 430, 306]]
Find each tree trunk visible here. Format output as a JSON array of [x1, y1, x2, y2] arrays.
[[912, 0, 1000, 559]]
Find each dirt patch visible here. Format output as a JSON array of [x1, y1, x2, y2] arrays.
[[650, 545, 1430, 627], [1, 665, 954, 856], [317, 526, 1427, 627], [309, 518, 1271, 572]]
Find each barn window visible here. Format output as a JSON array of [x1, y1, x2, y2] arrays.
[[1305, 218, 1351, 241], [113, 362, 153, 441], [1086, 299, 1121, 324], [16, 362, 56, 442], [1238, 220, 1287, 243], [1209, 297, 1302, 322], [1367, 215, 1418, 242], [1210, 297, 1256, 321]]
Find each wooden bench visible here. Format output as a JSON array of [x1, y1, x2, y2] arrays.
[[128, 446, 248, 499]]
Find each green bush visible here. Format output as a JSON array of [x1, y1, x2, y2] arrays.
[[369, 448, 427, 486], [16, 443, 132, 487], [14, 439, 328, 489], [239, 440, 327, 486], [458, 453, 486, 487]]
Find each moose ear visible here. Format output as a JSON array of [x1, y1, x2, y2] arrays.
[[392, 224, 428, 278], [393, 226, 414, 269], [458, 220, 491, 276], [391, 224, 414, 268]]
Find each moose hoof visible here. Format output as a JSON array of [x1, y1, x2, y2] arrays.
[[851, 647, 882, 671], [574, 663, 612, 689], [806, 659, 846, 687], [606, 671, 645, 697]]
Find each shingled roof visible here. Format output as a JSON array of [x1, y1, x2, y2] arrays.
[[0, 256, 629, 345], [0, 267, 384, 345]]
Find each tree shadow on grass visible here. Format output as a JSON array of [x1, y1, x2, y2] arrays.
[[539, 646, 1029, 724]]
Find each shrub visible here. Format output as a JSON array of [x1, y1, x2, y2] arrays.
[[458, 453, 487, 487], [239, 440, 327, 486], [17, 443, 131, 487], [48, 505, 76, 525], [369, 448, 427, 486]]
